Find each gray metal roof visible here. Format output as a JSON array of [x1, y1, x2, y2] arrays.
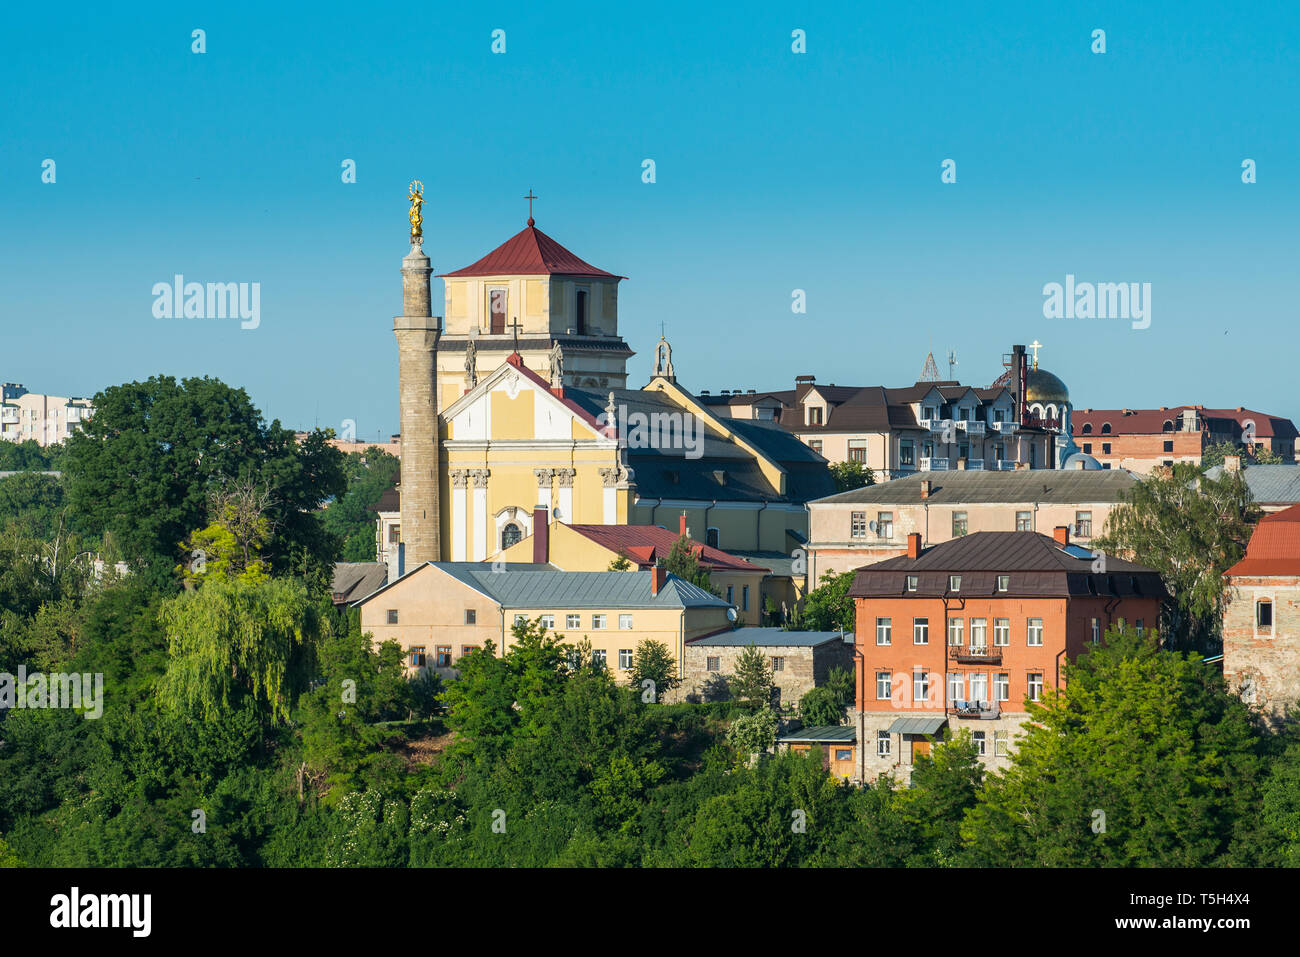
[[779, 725, 857, 743], [1204, 464, 1300, 504], [366, 562, 734, 611], [887, 716, 948, 735], [331, 562, 389, 603], [811, 469, 1137, 506], [688, 627, 852, 647]]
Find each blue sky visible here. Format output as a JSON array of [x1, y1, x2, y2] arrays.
[[3, 1, 1298, 440]]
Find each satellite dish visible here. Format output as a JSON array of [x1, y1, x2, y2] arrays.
[[726, 607, 738, 622], [868, 520, 878, 533]]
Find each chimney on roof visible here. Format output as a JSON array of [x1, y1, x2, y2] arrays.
[[679, 513, 689, 537], [1053, 525, 1070, 546], [533, 506, 549, 563], [1014, 461, 1030, 471], [920, 479, 932, 499], [906, 532, 922, 559], [1224, 454, 1242, 473], [651, 565, 667, 595], [956, 458, 967, 470]]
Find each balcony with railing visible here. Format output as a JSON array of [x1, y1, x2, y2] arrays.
[[918, 456, 949, 471], [0, 408, 18, 424], [960, 420, 985, 436], [991, 460, 1018, 470], [948, 645, 1003, 665], [918, 417, 950, 433], [946, 700, 1002, 720], [963, 459, 985, 470]]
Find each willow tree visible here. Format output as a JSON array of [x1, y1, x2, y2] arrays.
[[156, 576, 324, 724]]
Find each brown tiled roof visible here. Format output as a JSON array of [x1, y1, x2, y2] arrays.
[[1072, 406, 1298, 440], [849, 531, 1166, 600]]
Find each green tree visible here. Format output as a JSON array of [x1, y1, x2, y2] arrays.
[[628, 638, 678, 702], [730, 645, 774, 708], [0, 439, 64, 472], [828, 460, 874, 492], [318, 447, 400, 562], [725, 705, 778, 757], [63, 376, 346, 588], [607, 549, 632, 571], [1201, 440, 1284, 468], [794, 570, 855, 632], [658, 534, 715, 592], [156, 576, 326, 725], [961, 627, 1264, 867], [0, 472, 68, 540], [896, 729, 984, 865], [798, 686, 845, 726], [0, 836, 24, 867], [1093, 463, 1257, 653]]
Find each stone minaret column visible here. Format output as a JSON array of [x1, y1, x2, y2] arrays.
[[394, 242, 442, 566]]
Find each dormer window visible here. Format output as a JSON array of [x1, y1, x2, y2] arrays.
[[906, 575, 918, 592], [575, 287, 589, 335], [808, 406, 823, 426], [949, 575, 961, 592], [996, 574, 1010, 592], [489, 288, 507, 334]]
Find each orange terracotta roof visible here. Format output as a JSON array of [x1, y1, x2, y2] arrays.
[[567, 524, 769, 573], [1226, 504, 1300, 576]]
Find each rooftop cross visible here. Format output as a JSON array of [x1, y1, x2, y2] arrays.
[[1029, 339, 1043, 369], [524, 190, 537, 226], [508, 317, 522, 351]]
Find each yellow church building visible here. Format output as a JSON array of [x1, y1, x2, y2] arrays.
[[389, 187, 834, 591]]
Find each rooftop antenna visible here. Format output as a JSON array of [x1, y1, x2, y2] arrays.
[[947, 350, 958, 380]]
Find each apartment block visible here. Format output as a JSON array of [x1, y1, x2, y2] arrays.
[[0, 383, 93, 447]]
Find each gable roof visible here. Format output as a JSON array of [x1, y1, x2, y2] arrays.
[[687, 627, 851, 647], [565, 524, 770, 573], [438, 224, 622, 279], [355, 562, 732, 610], [811, 469, 1137, 506], [1225, 504, 1300, 577], [331, 562, 390, 604], [850, 531, 1165, 600], [1203, 464, 1300, 505]]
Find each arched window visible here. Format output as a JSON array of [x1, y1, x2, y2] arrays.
[[501, 523, 522, 550], [1101, 423, 1111, 434], [1081, 423, 1092, 434], [1162, 420, 1175, 432], [706, 527, 720, 548]]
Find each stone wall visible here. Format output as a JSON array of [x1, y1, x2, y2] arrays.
[[681, 639, 854, 709], [1223, 575, 1300, 725]]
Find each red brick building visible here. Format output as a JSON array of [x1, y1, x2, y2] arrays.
[[1072, 406, 1298, 474], [1223, 504, 1300, 724], [849, 529, 1165, 783]]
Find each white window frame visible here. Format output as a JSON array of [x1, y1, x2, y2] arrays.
[[1027, 673, 1044, 702], [591, 614, 607, 629], [993, 618, 1010, 647], [618, 648, 633, 669], [619, 614, 634, 630], [566, 613, 581, 629], [972, 730, 987, 756], [876, 671, 892, 700], [1027, 618, 1044, 647], [994, 672, 1010, 702], [877, 731, 891, 757], [913, 617, 929, 645], [970, 618, 987, 651], [876, 617, 892, 646], [947, 617, 964, 646], [969, 672, 988, 703]]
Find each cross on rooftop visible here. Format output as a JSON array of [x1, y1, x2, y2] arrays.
[[524, 190, 537, 226], [1029, 339, 1043, 369], [508, 318, 522, 351]]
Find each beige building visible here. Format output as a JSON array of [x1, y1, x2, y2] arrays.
[[0, 383, 93, 447], [806, 468, 1137, 580], [353, 562, 733, 687]]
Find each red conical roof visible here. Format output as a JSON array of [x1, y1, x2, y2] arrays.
[[438, 224, 623, 279]]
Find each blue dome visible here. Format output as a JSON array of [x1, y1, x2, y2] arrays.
[[1063, 452, 1102, 470]]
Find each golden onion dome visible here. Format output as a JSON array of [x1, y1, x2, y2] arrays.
[[1024, 367, 1070, 405]]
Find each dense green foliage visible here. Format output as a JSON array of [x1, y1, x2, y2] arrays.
[[1201, 440, 1284, 468], [318, 448, 400, 562], [828, 460, 874, 492], [792, 570, 855, 632], [4, 374, 1300, 868], [1094, 463, 1257, 654]]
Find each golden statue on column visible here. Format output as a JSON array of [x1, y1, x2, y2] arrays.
[[408, 180, 425, 244]]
